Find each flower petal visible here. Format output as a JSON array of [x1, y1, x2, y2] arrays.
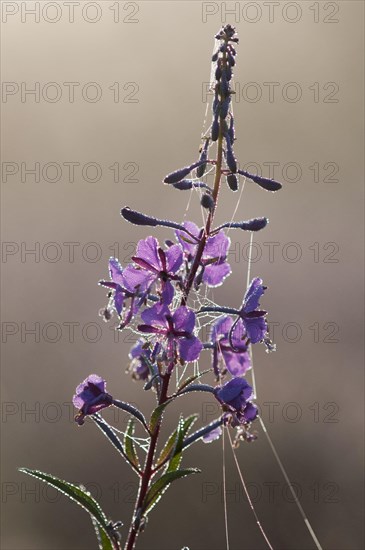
[[109, 258, 124, 285], [244, 316, 267, 344], [122, 265, 155, 293], [203, 261, 231, 287], [179, 335, 203, 362], [141, 303, 170, 327], [222, 350, 251, 377], [242, 277, 266, 313], [165, 244, 183, 273], [135, 236, 161, 271], [173, 306, 196, 333]]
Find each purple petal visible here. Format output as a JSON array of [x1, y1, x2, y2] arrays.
[[135, 236, 161, 271], [217, 377, 252, 404], [243, 402, 258, 423], [211, 316, 234, 343], [141, 303, 170, 327], [204, 230, 230, 259], [203, 261, 231, 287], [73, 375, 106, 407], [243, 316, 267, 344], [173, 306, 196, 333], [165, 244, 183, 274], [203, 426, 222, 443], [179, 335, 203, 362], [175, 221, 200, 255], [114, 289, 124, 315], [122, 265, 155, 293], [243, 277, 266, 313], [109, 258, 124, 285], [222, 350, 251, 377], [161, 280, 174, 305]]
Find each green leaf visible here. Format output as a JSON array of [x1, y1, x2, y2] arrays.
[[149, 399, 173, 433], [156, 414, 199, 469], [123, 418, 140, 470], [19, 468, 117, 547], [91, 517, 115, 550], [143, 468, 200, 514], [177, 369, 211, 393]]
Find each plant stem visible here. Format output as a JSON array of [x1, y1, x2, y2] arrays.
[[124, 373, 171, 550]]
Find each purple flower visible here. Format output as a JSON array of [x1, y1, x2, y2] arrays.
[[175, 222, 231, 287], [238, 278, 268, 344], [73, 374, 112, 426], [211, 316, 251, 377], [99, 257, 154, 325], [131, 236, 183, 304], [215, 377, 258, 424], [138, 304, 202, 364], [128, 339, 151, 381]]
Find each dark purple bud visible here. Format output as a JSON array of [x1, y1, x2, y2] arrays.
[[220, 70, 229, 97], [201, 193, 215, 210], [228, 45, 237, 56], [163, 160, 206, 184], [219, 43, 227, 53], [215, 218, 268, 232], [211, 115, 219, 142], [212, 50, 219, 62], [226, 66, 232, 81], [220, 96, 231, 119], [170, 179, 193, 190], [225, 135, 237, 173], [228, 116, 235, 143], [212, 95, 219, 114], [227, 52, 235, 66], [237, 170, 282, 192], [226, 173, 238, 191], [215, 65, 222, 81], [121, 207, 191, 234], [196, 138, 209, 178]]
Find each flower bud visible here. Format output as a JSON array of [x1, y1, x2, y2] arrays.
[[237, 170, 282, 191], [164, 160, 205, 184], [211, 115, 219, 142], [201, 193, 215, 210], [226, 173, 238, 191], [196, 138, 209, 178], [225, 135, 237, 173]]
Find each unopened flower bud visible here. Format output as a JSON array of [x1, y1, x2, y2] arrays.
[[226, 173, 238, 191], [201, 193, 215, 210]]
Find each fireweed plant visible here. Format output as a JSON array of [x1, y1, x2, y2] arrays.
[[20, 25, 323, 550]]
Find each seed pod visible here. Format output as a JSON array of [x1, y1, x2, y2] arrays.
[[226, 173, 238, 191], [211, 115, 219, 142], [201, 193, 215, 210], [225, 134, 237, 173]]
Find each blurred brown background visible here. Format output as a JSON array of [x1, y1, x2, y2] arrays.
[[1, 1, 364, 549]]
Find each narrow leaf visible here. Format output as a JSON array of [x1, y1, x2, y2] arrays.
[[19, 468, 112, 537], [91, 517, 115, 550], [143, 468, 200, 514], [156, 414, 198, 468], [124, 418, 140, 470], [149, 399, 172, 433]]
